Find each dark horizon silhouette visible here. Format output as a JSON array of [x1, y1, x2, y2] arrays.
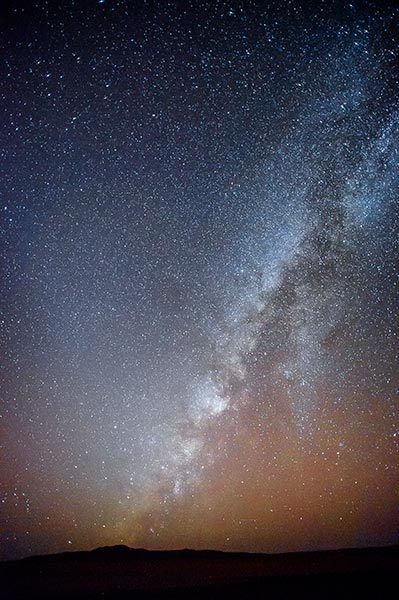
[[2, 543, 398, 599]]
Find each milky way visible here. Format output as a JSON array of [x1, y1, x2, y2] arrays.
[[1, 0, 398, 560]]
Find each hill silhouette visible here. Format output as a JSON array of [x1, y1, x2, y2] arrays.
[[1, 544, 397, 599]]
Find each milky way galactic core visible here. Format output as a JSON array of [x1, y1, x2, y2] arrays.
[[0, 0, 398, 560]]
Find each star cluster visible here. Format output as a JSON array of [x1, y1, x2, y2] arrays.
[[0, 0, 398, 560]]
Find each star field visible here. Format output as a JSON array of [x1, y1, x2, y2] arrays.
[[0, 0, 398, 560]]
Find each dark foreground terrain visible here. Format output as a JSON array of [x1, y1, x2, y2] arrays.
[[1, 544, 397, 599]]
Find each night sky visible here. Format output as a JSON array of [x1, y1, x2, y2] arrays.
[[1, 0, 398, 561]]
